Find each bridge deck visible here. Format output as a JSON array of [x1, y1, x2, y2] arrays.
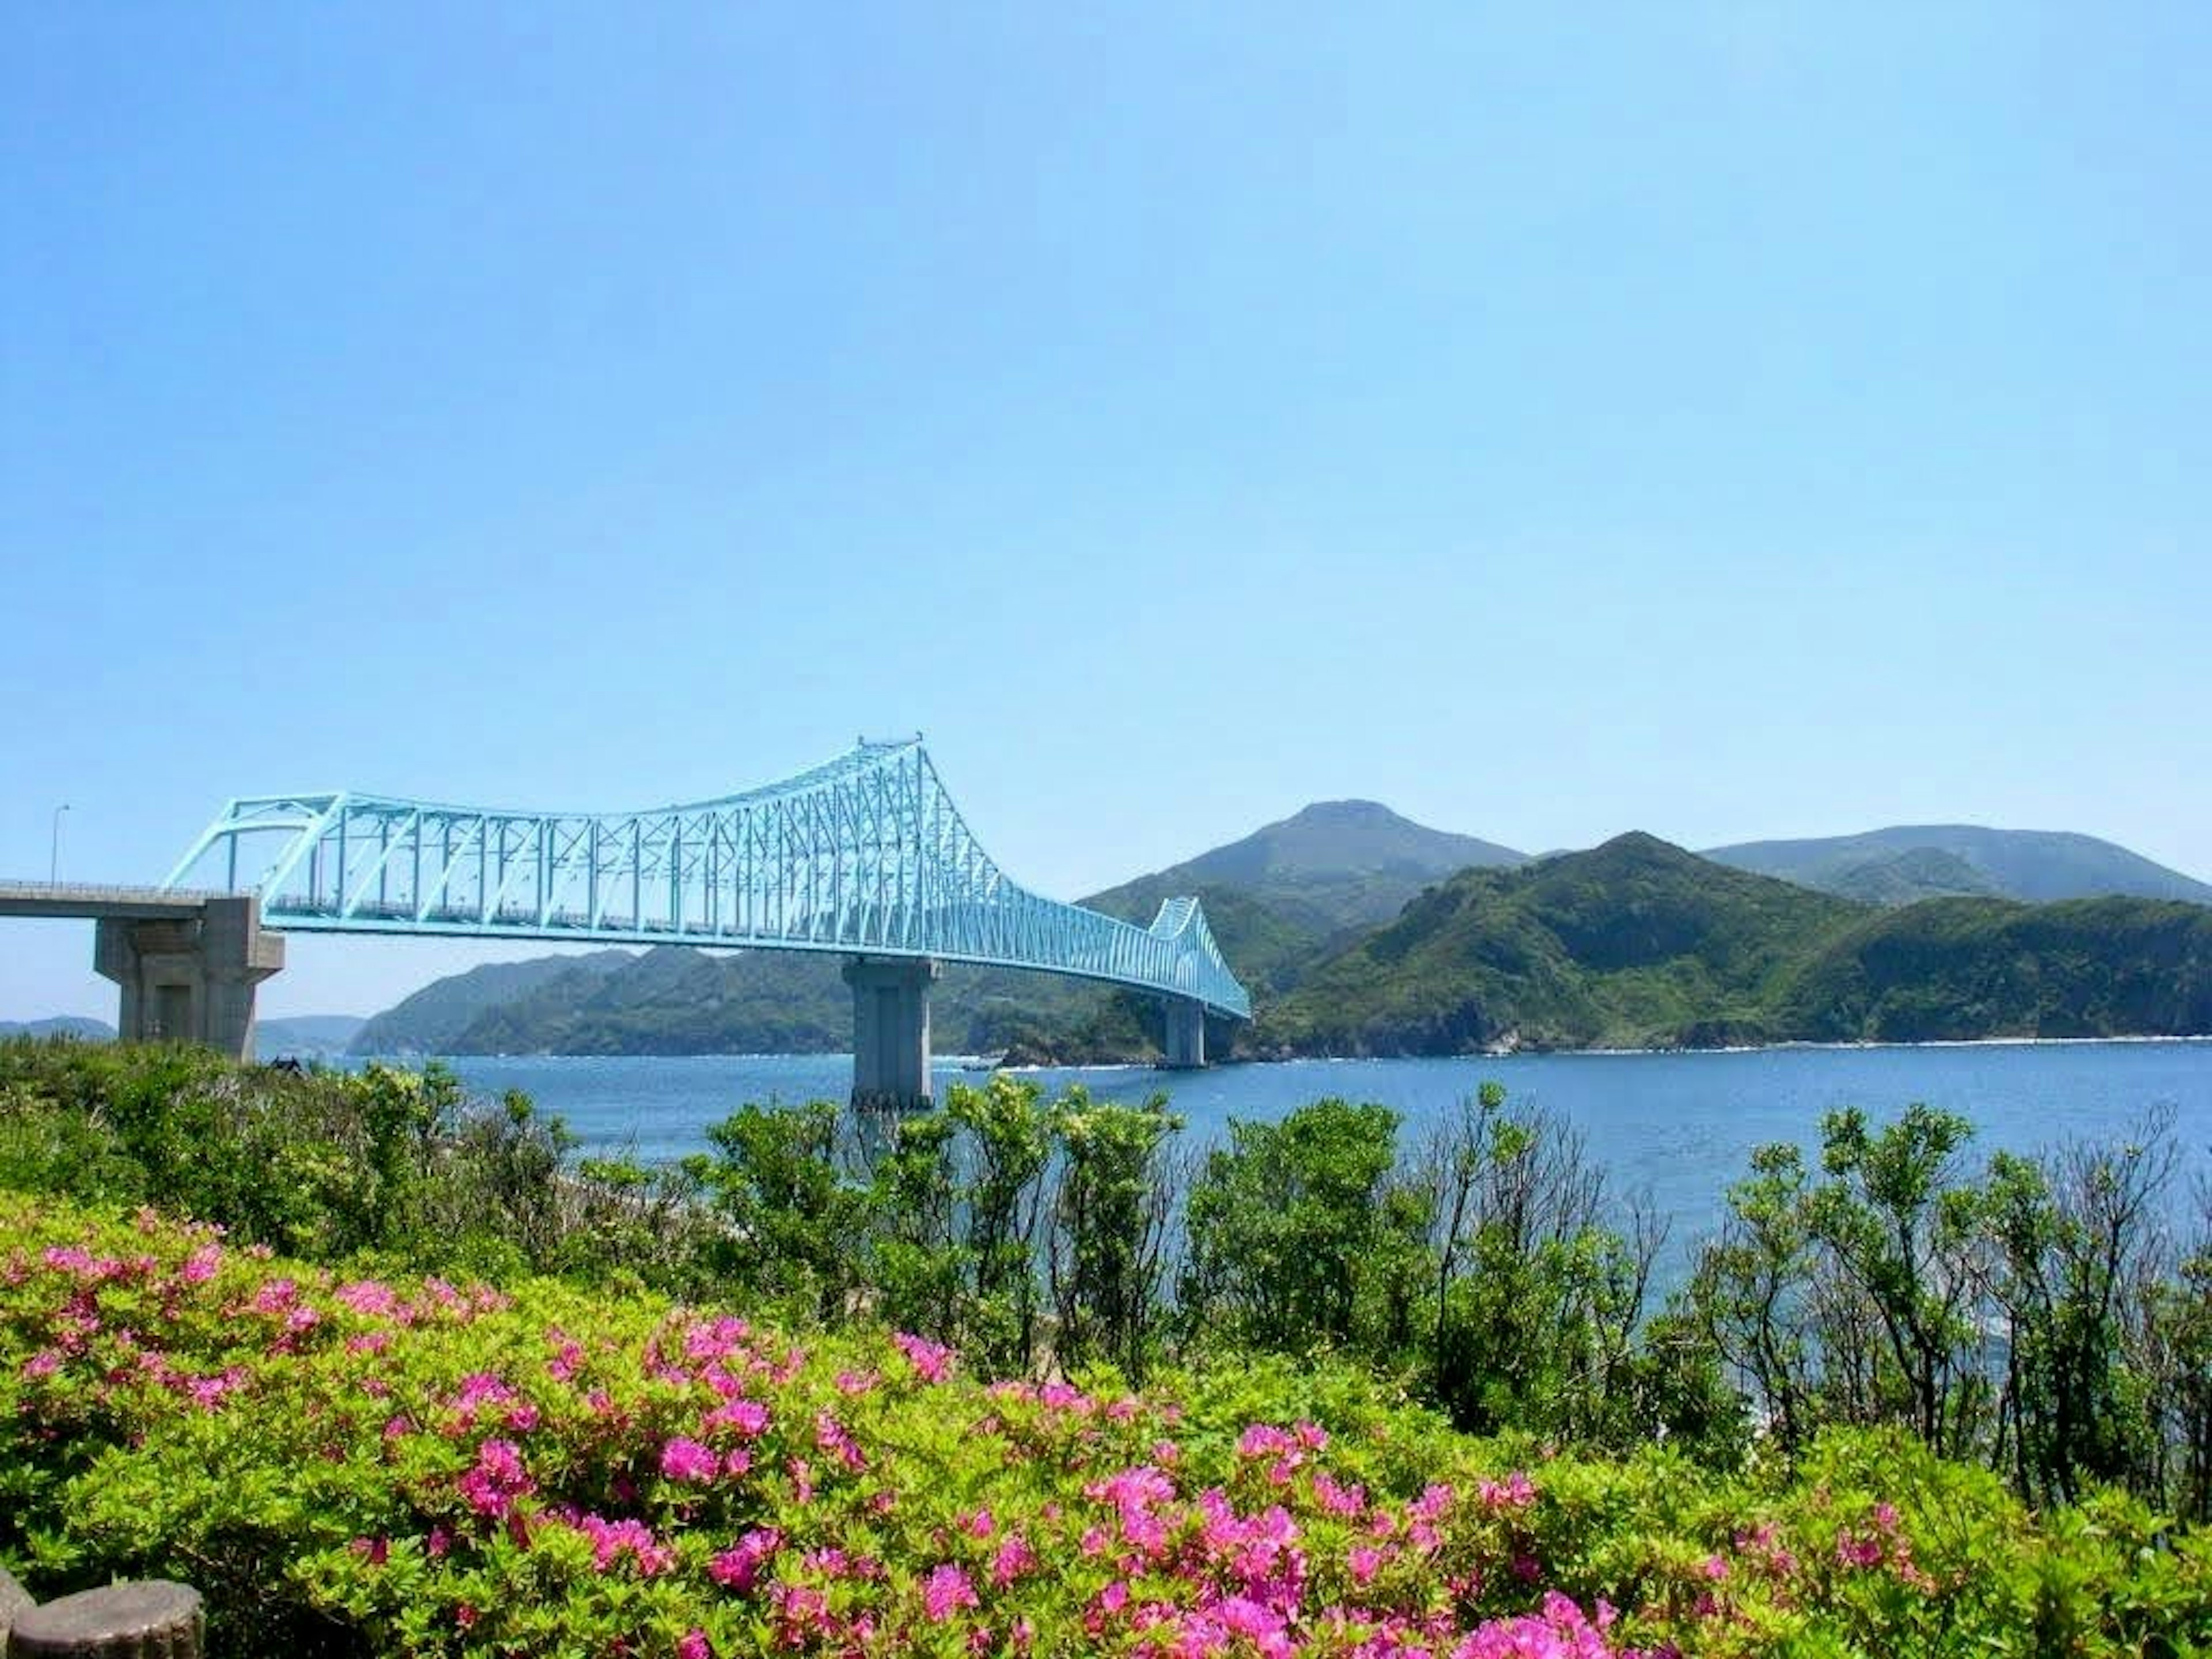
[[0, 884, 220, 921]]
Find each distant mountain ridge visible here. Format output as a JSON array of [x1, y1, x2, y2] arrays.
[[1704, 826, 2212, 906], [257, 1015, 368, 1055], [0, 1016, 115, 1041]]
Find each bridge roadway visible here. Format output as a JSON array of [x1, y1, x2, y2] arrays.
[[3, 744, 1251, 1104]]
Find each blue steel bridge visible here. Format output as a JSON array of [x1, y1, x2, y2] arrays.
[[10, 740, 1249, 1105]]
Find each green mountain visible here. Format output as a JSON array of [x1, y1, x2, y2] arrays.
[[350, 950, 635, 1054], [1819, 847, 2001, 906], [1777, 896, 2212, 1043], [1257, 834, 1864, 1054], [454, 947, 848, 1056], [1257, 836, 2212, 1056], [1704, 826, 2212, 906]]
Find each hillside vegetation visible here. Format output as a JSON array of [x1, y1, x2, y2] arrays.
[[1259, 835, 1863, 1053], [1258, 837, 2212, 1055]]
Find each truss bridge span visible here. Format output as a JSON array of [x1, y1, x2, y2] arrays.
[[150, 740, 1248, 1100]]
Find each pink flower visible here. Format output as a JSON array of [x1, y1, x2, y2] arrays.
[[334, 1279, 399, 1316], [677, 1631, 711, 1659], [1478, 1471, 1536, 1511], [893, 1331, 954, 1382], [1448, 1593, 1616, 1659], [814, 1411, 867, 1472], [922, 1563, 978, 1623], [457, 1438, 533, 1520], [660, 1437, 718, 1484], [572, 1514, 675, 1575], [709, 1527, 781, 1591], [708, 1397, 770, 1437], [1313, 1472, 1366, 1518], [1237, 1423, 1296, 1460], [1836, 1531, 1884, 1569], [991, 1535, 1036, 1588]]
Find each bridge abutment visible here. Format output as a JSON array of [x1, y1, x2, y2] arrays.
[[844, 956, 939, 1113], [94, 896, 283, 1060], [1164, 997, 1206, 1069]]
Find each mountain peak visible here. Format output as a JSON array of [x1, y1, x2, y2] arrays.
[[1278, 798, 1415, 825], [1084, 801, 1527, 935]]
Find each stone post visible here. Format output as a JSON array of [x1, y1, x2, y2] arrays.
[[7, 1580, 204, 1658]]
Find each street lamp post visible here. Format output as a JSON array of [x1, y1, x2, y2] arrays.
[[50, 804, 70, 885]]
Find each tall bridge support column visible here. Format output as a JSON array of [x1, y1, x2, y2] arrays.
[[1164, 997, 1206, 1069], [94, 897, 284, 1061], [844, 956, 939, 1113]]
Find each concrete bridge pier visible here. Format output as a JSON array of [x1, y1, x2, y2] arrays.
[[93, 896, 284, 1060], [845, 955, 939, 1113], [1164, 997, 1206, 1069]]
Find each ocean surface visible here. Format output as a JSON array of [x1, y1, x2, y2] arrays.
[[381, 1041, 2212, 1283]]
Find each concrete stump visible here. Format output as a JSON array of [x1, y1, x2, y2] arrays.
[[9, 1581, 203, 1658], [0, 1563, 35, 1650]]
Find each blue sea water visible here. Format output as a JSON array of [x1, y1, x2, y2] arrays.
[[385, 1041, 2212, 1285]]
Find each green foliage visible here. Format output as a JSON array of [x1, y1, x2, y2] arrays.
[[695, 1100, 871, 1321], [1048, 1089, 1180, 1380], [1421, 1084, 1728, 1452], [1691, 1101, 2212, 1525], [1179, 1097, 1429, 1356], [0, 1038, 715, 1291]]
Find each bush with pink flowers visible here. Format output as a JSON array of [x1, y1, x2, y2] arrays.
[[3, 1192, 2208, 1657]]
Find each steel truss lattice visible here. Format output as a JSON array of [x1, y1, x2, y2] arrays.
[[164, 740, 1251, 1019]]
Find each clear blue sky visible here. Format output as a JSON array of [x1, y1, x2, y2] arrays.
[[5, 3, 2208, 1021]]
